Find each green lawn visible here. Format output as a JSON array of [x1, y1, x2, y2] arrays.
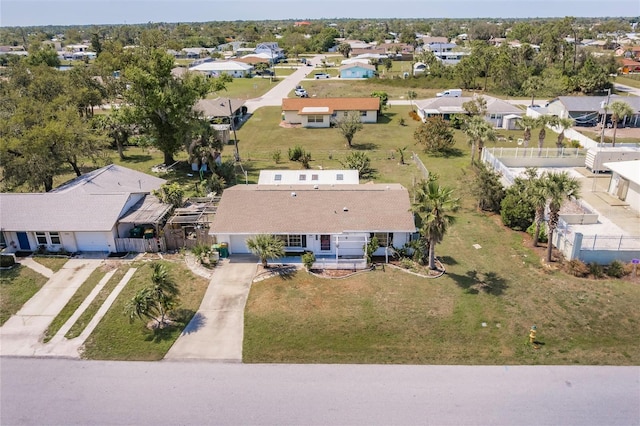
[[31, 257, 68, 272], [615, 75, 640, 90], [81, 259, 209, 360], [0, 265, 48, 326]]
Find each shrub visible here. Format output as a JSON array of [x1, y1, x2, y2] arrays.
[[500, 192, 534, 231], [300, 152, 312, 169], [0, 254, 16, 268], [288, 145, 304, 162], [569, 140, 582, 148], [302, 252, 316, 270], [606, 260, 627, 278], [526, 222, 548, 243], [340, 151, 375, 179], [566, 259, 589, 277], [408, 110, 422, 121], [400, 258, 415, 270], [271, 149, 282, 164], [398, 117, 406, 126], [589, 262, 605, 278]]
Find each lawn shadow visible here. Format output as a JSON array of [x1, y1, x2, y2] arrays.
[[145, 324, 181, 343], [271, 265, 298, 281], [121, 154, 154, 164], [377, 113, 396, 124], [447, 269, 508, 295], [351, 142, 380, 150], [439, 256, 459, 266], [427, 148, 465, 158]]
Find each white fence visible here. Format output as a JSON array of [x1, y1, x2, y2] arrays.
[[312, 257, 368, 270]]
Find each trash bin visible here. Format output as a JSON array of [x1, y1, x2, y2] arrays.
[[219, 242, 229, 258]]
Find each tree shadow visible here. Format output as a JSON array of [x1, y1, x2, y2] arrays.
[[121, 154, 154, 164], [439, 256, 458, 266], [144, 324, 181, 343], [351, 142, 379, 150], [178, 311, 206, 335], [427, 148, 465, 158], [272, 265, 298, 280], [377, 112, 396, 124], [447, 269, 508, 296]]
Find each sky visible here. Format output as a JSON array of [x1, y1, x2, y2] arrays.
[[1, 0, 639, 27]]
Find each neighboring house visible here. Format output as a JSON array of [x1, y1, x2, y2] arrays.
[[339, 63, 376, 79], [421, 36, 448, 45], [209, 182, 416, 267], [546, 95, 640, 127], [415, 96, 522, 128], [189, 60, 253, 78], [604, 160, 640, 214], [258, 170, 359, 185], [619, 58, 640, 74], [281, 97, 380, 128], [255, 42, 284, 61], [413, 62, 429, 76], [0, 165, 171, 254], [193, 97, 246, 127], [342, 53, 387, 65]]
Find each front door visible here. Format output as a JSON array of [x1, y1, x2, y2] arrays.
[[16, 232, 30, 250], [320, 235, 331, 251]]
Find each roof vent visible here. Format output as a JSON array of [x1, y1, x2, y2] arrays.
[[291, 192, 297, 197], [343, 206, 348, 212], [313, 184, 319, 189]]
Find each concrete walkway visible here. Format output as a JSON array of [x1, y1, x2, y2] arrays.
[[17, 257, 55, 278], [0, 258, 102, 357], [165, 255, 258, 362]]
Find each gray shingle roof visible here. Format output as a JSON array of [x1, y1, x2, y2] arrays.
[[51, 164, 166, 194], [210, 184, 416, 234], [553, 95, 640, 113], [414, 96, 522, 115]]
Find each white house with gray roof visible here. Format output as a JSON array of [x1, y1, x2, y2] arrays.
[[546, 95, 640, 127], [209, 183, 416, 268], [415, 96, 522, 128], [0, 165, 170, 254]]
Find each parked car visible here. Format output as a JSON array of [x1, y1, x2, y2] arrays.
[[255, 69, 274, 76], [314, 73, 330, 79], [294, 88, 308, 97]]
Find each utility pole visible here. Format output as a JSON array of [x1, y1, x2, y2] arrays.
[[599, 88, 611, 146], [228, 99, 239, 161]]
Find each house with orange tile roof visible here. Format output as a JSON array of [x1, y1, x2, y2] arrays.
[[281, 97, 380, 128]]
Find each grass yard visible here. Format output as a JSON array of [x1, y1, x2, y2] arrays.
[[210, 76, 280, 99], [244, 211, 640, 365], [0, 265, 48, 326], [615, 74, 640, 89], [81, 259, 209, 360], [43, 266, 108, 342], [31, 257, 68, 272]]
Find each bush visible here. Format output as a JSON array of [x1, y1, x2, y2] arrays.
[[400, 258, 415, 270], [288, 145, 304, 162], [408, 110, 422, 121], [500, 192, 535, 231], [589, 262, 605, 278], [302, 252, 316, 270], [0, 254, 16, 268], [271, 149, 282, 164], [606, 260, 627, 278], [526, 222, 548, 243], [566, 259, 589, 277]]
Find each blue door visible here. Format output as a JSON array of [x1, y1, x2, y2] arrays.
[[16, 232, 30, 250]]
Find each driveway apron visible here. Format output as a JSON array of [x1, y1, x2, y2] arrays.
[[165, 255, 257, 362]]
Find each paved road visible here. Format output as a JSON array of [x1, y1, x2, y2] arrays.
[[165, 255, 257, 361], [1, 358, 638, 426], [614, 82, 640, 97]]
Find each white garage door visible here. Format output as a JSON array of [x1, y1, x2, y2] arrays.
[[74, 232, 110, 252], [229, 235, 250, 254]]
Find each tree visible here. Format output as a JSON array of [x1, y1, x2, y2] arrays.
[[370, 91, 388, 111], [340, 151, 375, 179], [414, 116, 455, 155], [520, 168, 548, 247], [500, 172, 536, 231], [335, 111, 363, 147], [246, 234, 285, 268], [554, 117, 575, 151], [608, 101, 634, 147], [462, 95, 488, 116], [466, 162, 505, 213], [516, 115, 538, 149], [412, 179, 460, 270], [125, 262, 180, 328], [153, 183, 185, 208], [542, 172, 581, 262], [536, 115, 557, 154], [123, 49, 212, 165], [463, 115, 496, 164], [337, 42, 351, 58], [522, 76, 545, 107], [93, 107, 135, 160], [407, 90, 417, 111]]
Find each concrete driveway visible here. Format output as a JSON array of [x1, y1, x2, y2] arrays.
[[165, 255, 258, 362]]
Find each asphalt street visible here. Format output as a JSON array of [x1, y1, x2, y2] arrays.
[[1, 358, 638, 425]]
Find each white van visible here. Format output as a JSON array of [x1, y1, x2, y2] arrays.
[[436, 89, 462, 98]]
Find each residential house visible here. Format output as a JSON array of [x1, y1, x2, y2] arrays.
[[620, 58, 640, 74], [604, 160, 640, 214], [339, 63, 376, 79], [415, 96, 522, 128], [255, 42, 284, 61], [0, 165, 171, 254], [189, 60, 253, 78], [258, 170, 359, 185], [193, 97, 246, 145], [209, 182, 416, 268], [546, 96, 640, 127], [281, 97, 380, 128]]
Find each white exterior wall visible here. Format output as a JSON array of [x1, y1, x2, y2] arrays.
[[302, 115, 330, 128], [283, 111, 302, 124], [334, 110, 377, 123], [609, 174, 640, 214], [60, 232, 78, 252], [74, 231, 116, 252]]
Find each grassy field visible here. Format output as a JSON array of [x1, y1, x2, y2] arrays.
[[31, 257, 68, 272], [615, 74, 640, 89], [0, 265, 48, 326], [43, 266, 107, 342], [81, 259, 209, 360]]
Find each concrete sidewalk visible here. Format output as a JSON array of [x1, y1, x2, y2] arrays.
[[165, 255, 257, 362], [0, 258, 102, 357]]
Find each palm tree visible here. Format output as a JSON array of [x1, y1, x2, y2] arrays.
[[246, 234, 285, 268], [516, 115, 537, 150], [608, 101, 634, 147], [554, 117, 575, 152], [522, 168, 547, 247], [542, 172, 581, 262], [536, 115, 558, 155], [412, 180, 460, 270], [522, 75, 544, 107], [463, 115, 496, 164], [125, 262, 180, 328]]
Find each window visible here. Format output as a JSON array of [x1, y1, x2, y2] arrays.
[[36, 232, 47, 245], [370, 232, 393, 247], [336, 174, 344, 181], [49, 232, 61, 245], [360, 111, 367, 117], [308, 115, 324, 123], [277, 235, 307, 248], [320, 235, 331, 251], [299, 174, 306, 181], [311, 174, 319, 181], [274, 174, 282, 181]]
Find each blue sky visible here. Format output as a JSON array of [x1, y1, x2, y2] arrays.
[[1, 0, 639, 27]]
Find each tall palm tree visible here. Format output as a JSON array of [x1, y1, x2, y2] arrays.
[[522, 168, 547, 247], [536, 115, 557, 155], [554, 117, 575, 152], [246, 234, 285, 268], [542, 172, 581, 262], [516, 115, 537, 150], [126, 262, 179, 327], [608, 101, 634, 147], [463, 115, 496, 164], [412, 180, 460, 270]]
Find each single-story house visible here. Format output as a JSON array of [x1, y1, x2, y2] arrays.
[[619, 58, 640, 74], [209, 183, 416, 266], [258, 170, 359, 185], [342, 53, 387, 65], [339, 63, 376, 79], [546, 95, 640, 127], [415, 96, 522, 128], [282, 97, 380, 128], [604, 160, 640, 214], [0, 165, 171, 254], [189, 60, 253, 78], [194, 97, 246, 127]]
